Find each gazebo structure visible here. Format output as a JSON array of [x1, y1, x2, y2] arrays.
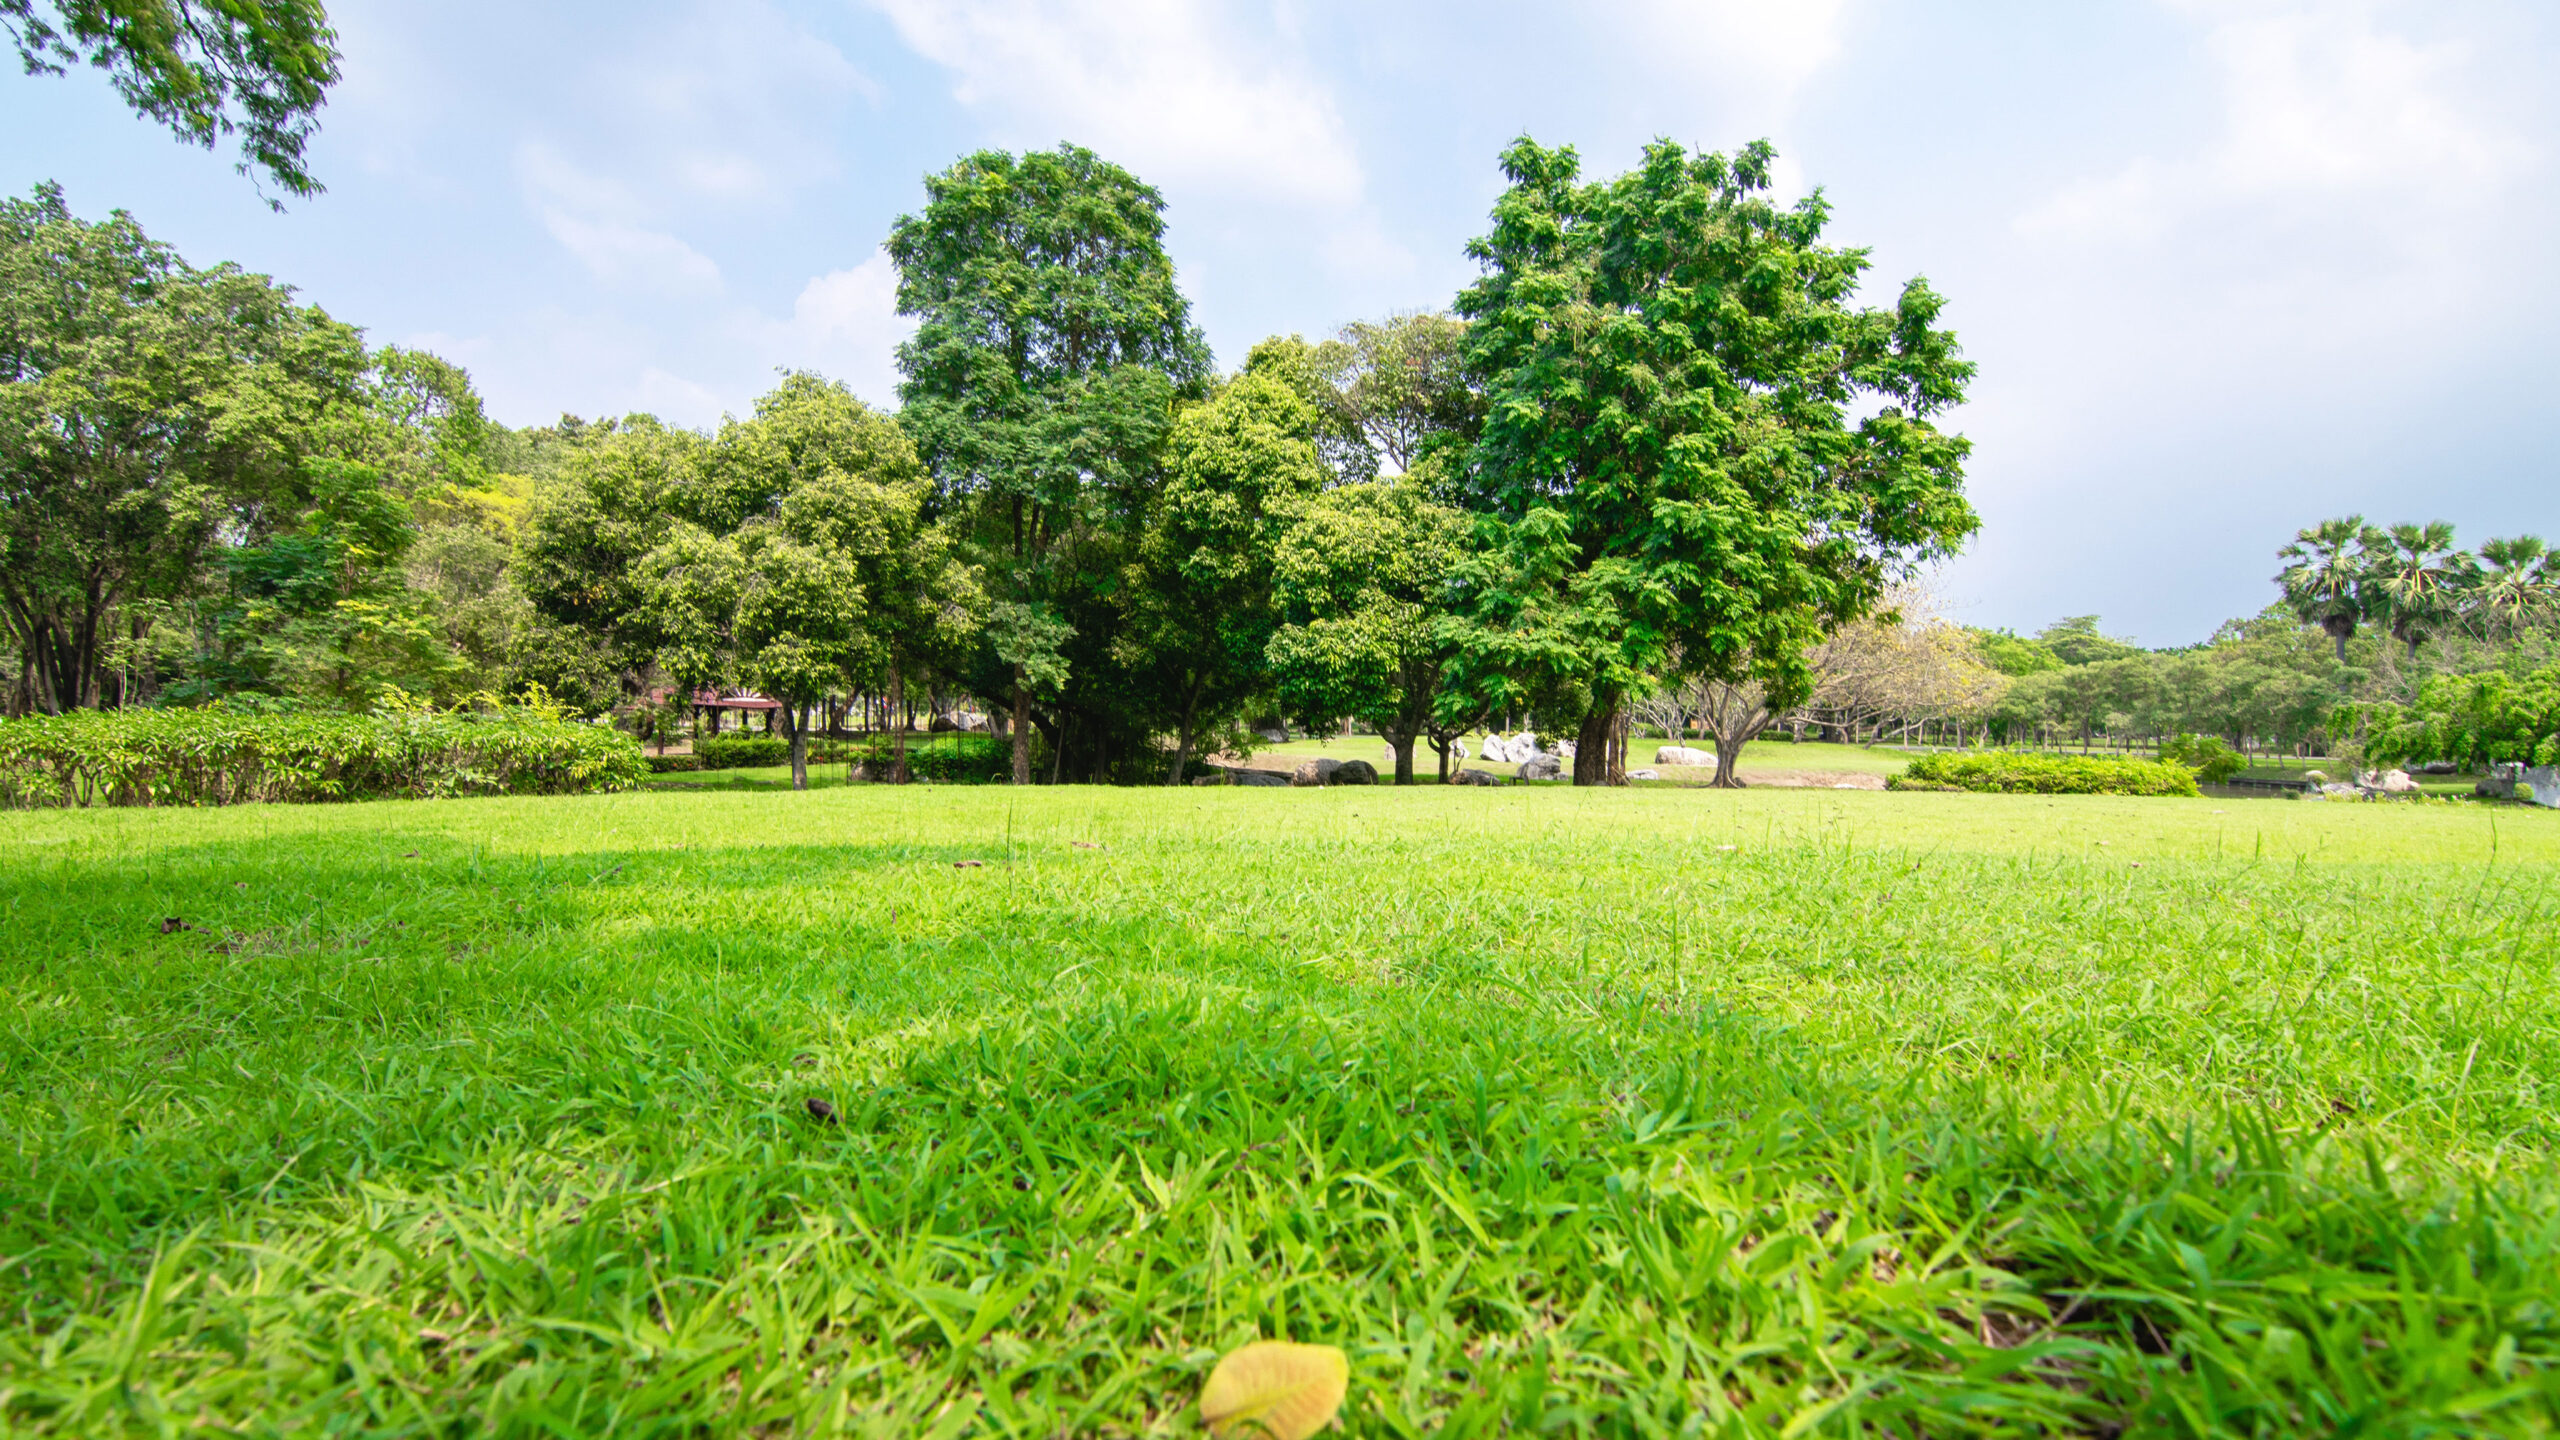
[[692, 690, 782, 735]]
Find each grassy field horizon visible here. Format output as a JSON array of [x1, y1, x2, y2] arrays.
[[6, 785, 2557, 1432]]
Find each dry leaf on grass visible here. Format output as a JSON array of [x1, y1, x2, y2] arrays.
[[1199, 1340, 1347, 1439], [952, 859, 986, 869]]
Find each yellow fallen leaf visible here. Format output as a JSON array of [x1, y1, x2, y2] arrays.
[[1199, 1340, 1348, 1439]]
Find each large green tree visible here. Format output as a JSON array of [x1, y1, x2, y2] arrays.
[[1125, 365, 1327, 784], [1453, 138, 1979, 786], [0, 182, 364, 712], [5, 0, 339, 201], [888, 143, 1211, 784], [1266, 476, 1479, 783]]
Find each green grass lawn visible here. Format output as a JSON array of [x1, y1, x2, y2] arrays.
[[5, 787, 2558, 1434]]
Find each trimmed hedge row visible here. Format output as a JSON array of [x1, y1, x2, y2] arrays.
[[0, 708, 649, 808], [1889, 751, 2201, 797]]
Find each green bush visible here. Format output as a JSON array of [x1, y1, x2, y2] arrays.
[[693, 735, 790, 770], [1889, 751, 2201, 797], [0, 706, 647, 808], [850, 733, 1012, 784], [645, 753, 703, 774], [2157, 733, 2248, 784], [2357, 667, 2560, 772]]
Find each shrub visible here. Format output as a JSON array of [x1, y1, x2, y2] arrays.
[[2157, 733, 2248, 783], [1889, 751, 2200, 797], [849, 733, 1012, 784], [645, 753, 703, 774], [0, 706, 648, 808], [694, 735, 790, 770]]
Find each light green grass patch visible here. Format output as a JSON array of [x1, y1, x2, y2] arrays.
[[3, 787, 2556, 1433]]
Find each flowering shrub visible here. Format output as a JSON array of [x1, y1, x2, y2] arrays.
[[0, 706, 647, 807]]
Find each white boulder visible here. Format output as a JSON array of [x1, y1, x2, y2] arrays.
[[1655, 745, 1716, 767]]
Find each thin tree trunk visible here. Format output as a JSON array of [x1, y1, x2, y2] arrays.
[[1010, 664, 1031, 785], [890, 664, 911, 783]]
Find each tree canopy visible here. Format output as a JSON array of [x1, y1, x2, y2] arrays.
[[5, 0, 339, 201], [1453, 136, 1979, 785]]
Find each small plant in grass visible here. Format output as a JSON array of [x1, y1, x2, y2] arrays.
[[1890, 751, 2200, 796]]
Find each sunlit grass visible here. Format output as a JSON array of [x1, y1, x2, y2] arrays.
[[3, 786, 2556, 1434]]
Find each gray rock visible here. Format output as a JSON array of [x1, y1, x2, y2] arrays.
[[1448, 767, 1501, 786], [2418, 760, 2459, 775], [1290, 757, 1343, 787], [1256, 726, 1289, 743], [1233, 770, 1289, 787], [1517, 754, 1564, 781], [2526, 765, 2560, 808], [1625, 768, 1660, 780], [1478, 734, 1514, 763], [1190, 770, 1231, 786], [1333, 759, 1378, 785]]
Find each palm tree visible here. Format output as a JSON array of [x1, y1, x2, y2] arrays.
[[2276, 517, 2373, 664], [2365, 520, 2469, 660], [2467, 535, 2559, 638]]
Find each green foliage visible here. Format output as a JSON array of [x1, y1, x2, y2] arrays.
[[2360, 667, 2560, 771], [888, 143, 1213, 783], [0, 182, 367, 711], [1265, 478, 1477, 782], [3, 0, 339, 202], [1892, 751, 2201, 796], [1969, 627, 2062, 677], [2, 789, 2556, 1431], [692, 734, 790, 771], [2158, 731, 2248, 783], [0, 703, 645, 807], [2034, 615, 2140, 666], [1124, 369, 1330, 781], [850, 731, 1012, 784], [1453, 137, 1978, 783]]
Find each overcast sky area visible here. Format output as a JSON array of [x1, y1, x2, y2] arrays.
[[3, 0, 2554, 644]]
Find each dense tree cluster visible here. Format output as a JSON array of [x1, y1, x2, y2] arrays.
[[4, 134, 1994, 789]]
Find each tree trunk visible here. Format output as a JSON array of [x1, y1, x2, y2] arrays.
[[1010, 663, 1032, 785], [1573, 696, 1625, 786], [1388, 730, 1416, 785], [890, 665, 911, 783], [781, 702, 809, 790], [1166, 684, 1201, 785]]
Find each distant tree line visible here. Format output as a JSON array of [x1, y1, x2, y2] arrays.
[[4, 136, 1982, 789]]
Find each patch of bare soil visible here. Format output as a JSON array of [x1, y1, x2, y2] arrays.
[[1744, 770, 1887, 789]]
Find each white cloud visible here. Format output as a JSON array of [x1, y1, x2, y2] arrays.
[[1618, 0, 1850, 117], [540, 211, 725, 295], [759, 251, 916, 406], [2019, 6, 2528, 257], [637, 367, 731, 426], [870, 0, 1363, 206]]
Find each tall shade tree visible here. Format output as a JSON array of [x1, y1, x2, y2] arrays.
[[1266, 477, 1480, 783], [5, 0, 339, 202], [889, 143, 1212, 784], [2363, 520, 2468, 661], [1329, 312, 1479, 475], [1126, 366, 1327, 784], [1453, 137, 1978, 787], [2275, 517, 2374, 664], [0, 183, 364, 712]]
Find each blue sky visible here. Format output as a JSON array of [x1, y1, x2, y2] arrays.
[[4, 0, 2554, 644]]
